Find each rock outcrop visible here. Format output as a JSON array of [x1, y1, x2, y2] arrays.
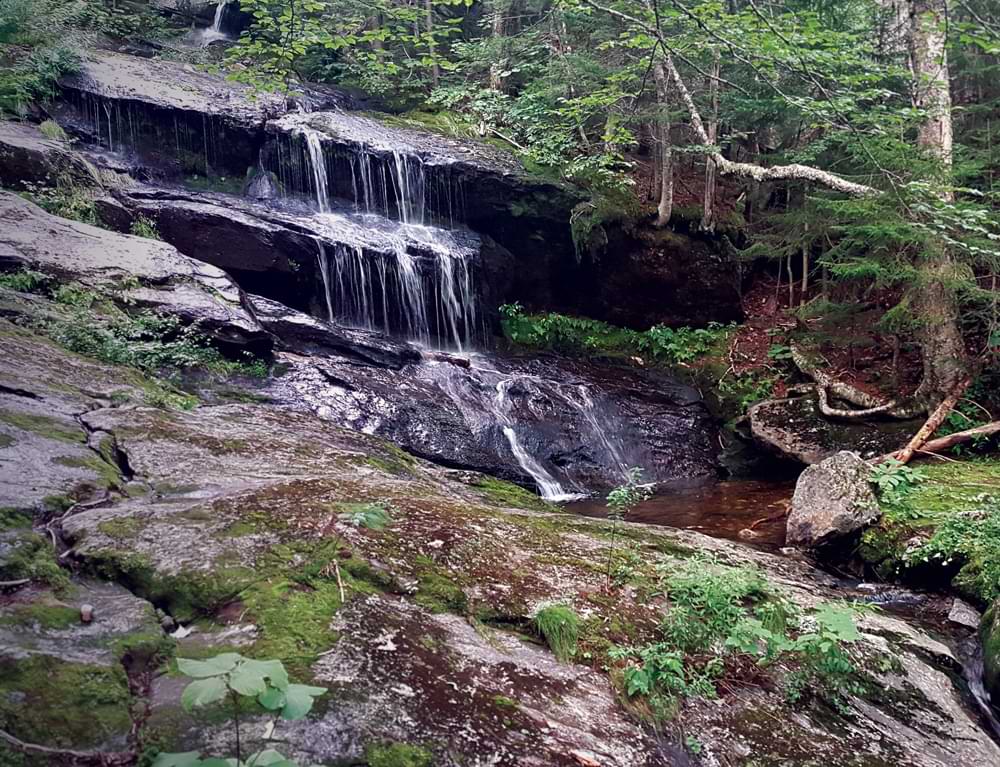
[[787, 451, 880, 548], [0, 120, 100, 190], [749, 394, 921, 464], [0, 191, 269, 350]]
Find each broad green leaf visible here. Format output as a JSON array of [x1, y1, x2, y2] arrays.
[[177, 653, 243, 678], [280, 683, 327, 720], [242, 659, 290, 691], [246, 750, 295, 767], [152, 753, 203, 767], [814, 604, 861, 642], [229, 666, 267, 697], [199, 759, 240, 767], [181, 677, 227, 711], [258, 686, 287, 711]]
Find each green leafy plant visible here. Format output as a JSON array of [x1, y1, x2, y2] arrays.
[[130, 214, 161, 240], [534, 604, 580, 662], [153, 653, 325, 767], [605, 467, 654, 588], [612, 557, 867, 718], [871, 458, 927, 500], [0, 268, 49, 293]]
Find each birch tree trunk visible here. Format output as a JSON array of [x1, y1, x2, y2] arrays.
[[908, 0, 970, 406], [701, 48, 720, 232], [652, 62, 673, 228]]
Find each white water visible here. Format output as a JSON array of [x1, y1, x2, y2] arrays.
[[199, 0, 229, 45], [299, 125, 477, 350], [302, 128, 330, 213]]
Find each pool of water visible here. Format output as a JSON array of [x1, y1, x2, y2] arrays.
[[567, 479, 794, 550]]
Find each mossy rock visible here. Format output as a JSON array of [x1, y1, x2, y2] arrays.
[[0, 655, 132, 749], [365, 742, 434, 767], [982, 602, 1000, 703]]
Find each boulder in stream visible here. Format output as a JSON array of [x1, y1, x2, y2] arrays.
[[787, 450, 880, 548]]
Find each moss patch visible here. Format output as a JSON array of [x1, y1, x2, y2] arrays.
[[0, 531, 70, 590], [0, 409, 83, 443], [0, 507, 32, 530], [471, 475, 554, 512], [53, 454, 122, 490], [365, 742, 434, 767], [860, 459, 1000, 604], [0, 602, 79, 630], [0, 655, 131, 749]]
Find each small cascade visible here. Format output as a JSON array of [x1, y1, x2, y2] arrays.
[[493, 379, 577, 501], [315, 240, 335, 323], [200, 0, 230, 45], [571, 385, 631, 481], [302, 128, 330, 212]]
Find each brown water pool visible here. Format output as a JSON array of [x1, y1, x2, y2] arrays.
[[566, 479, 794, 550]]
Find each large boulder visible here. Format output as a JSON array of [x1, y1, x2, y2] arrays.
[[749, 394, 921, 464], [787, 451, 880, 548], [0, 120, 100, 190], [0, 191, 269, 349]]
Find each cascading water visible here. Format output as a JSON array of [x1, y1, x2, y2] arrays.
[[298, 125, 478, 350], [199, 0, 230, 45]]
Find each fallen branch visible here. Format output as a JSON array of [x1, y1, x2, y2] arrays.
[[872, 420, 1000, 464], [894, 378, 971, 464], [0, 728, 130, 765], [0, 578, 30, 588]]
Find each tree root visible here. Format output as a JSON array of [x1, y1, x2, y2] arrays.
[[790, 343, 927, 419]]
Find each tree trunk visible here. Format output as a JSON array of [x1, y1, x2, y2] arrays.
[[908, 0, 970, 407], [652, 61, 673, 228], [701, 48, 720, 232], [490, 1, 508, 92], [425, 0, 439, 88]]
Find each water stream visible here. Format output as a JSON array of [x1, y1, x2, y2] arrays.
[[199, 0, 229, 45]]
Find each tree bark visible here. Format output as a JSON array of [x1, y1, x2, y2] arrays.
[[908, 0, 970, 407], [425, 0, 439, 88], [652, 61, 673, 227], [490, 1, 509, 92], [701, 48, 721, 232]]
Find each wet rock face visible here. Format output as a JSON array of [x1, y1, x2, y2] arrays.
[[983, 602, 1000, 703], [0, 191, 269, 350], [269, 345, 719, 494], [749, 394, 922, 464], [787, 451, 880, 548]]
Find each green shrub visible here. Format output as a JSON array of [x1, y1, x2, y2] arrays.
[[129, 215, 161, 240], [0, 269, 49, 293], [38, 118, 66, 141], [610, 557, 866, 717], [535, 604, 580, 661], [499, 304, 732, 366]]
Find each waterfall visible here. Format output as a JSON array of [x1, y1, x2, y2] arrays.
[[210, 0, 227, 34], [315, 240, 334, 323], [493, 379, 577, 501], [302, 129, 330, 213], [570, 385, 631, 481]]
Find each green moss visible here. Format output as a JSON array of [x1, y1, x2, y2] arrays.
[[42, 494, 74, 514], [0, 433, 14, 449], [534, 604, 580, 662], [472, 475, 554, 512], [88, 549, 255, 623], [0, 531, 69, 590], [0, 409, 83, 443], [862, 459, 1000, 603], [53, 454, 121, 489], [0, 602, 79, 630], [412, 557, 467, 615], [0, 507, 31, 530], [97, 515, 146, 540], [492, 695, 519, 709], [0, 655, 131, 748], [982, 604, 1000, 698], [365, 742, 434, 767]]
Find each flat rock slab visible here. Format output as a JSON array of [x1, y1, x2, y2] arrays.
[[0, 191, 267, 348], [60, 50, 284, 128], [749, 394, 921, 464]]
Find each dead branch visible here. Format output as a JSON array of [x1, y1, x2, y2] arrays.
[[886, 419, 1000, 463], [894, 378, 971, 464], [0, 728, 131, 765]]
